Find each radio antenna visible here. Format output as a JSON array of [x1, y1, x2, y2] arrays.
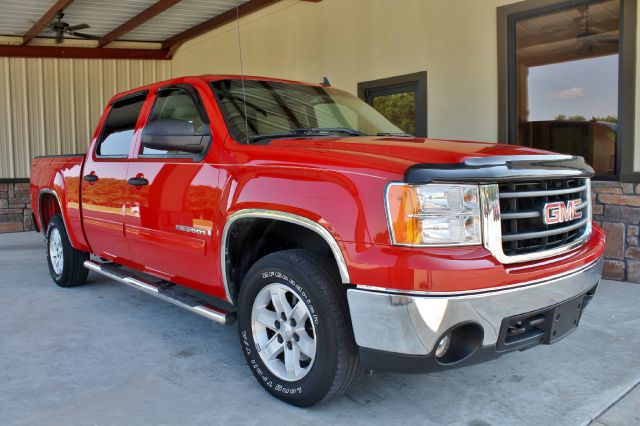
[[235, 3, 249, 143]]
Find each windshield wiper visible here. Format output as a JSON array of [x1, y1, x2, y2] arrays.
[[297, 127, 365, 136], [377, 132, 413, 137], [250, 127, 365, 143]]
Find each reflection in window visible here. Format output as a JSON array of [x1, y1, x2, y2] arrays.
[[142, 88, 205, 156], [371, 92, 416, 135], [514, 0, 620, 177], [98, 94, 146, 157], [211, 79, 403, 143], [359, 72, 427, 137]]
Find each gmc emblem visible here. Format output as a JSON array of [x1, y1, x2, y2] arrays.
[[543, 199, 582, 225]]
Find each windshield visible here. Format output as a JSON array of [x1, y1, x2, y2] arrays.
[[210, 79, 405, 143]]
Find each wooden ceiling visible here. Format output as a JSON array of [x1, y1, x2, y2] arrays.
[[0, 0, 321, 60], [516, 0, 620, 67]]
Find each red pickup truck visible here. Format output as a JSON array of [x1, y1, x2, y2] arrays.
[[30, 75, 605, 406]]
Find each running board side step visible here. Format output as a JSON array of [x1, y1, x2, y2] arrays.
[[84, 260, 233, 325]]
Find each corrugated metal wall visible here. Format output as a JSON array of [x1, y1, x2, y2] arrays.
[[0, 58, 171, 178]]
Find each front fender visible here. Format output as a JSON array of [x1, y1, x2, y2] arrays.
[[219, 164, 391, 245]]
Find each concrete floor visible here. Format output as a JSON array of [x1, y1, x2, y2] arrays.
[[1, 231, 639, 426]]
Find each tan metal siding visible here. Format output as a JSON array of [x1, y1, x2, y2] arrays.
[[0, 57, 171, 178]]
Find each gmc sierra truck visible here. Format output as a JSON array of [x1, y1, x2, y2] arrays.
[[30, 75, 605, 406]]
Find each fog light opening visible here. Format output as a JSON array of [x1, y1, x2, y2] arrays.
[[434, 323, 483, 365], [435, 334, 451, 358]]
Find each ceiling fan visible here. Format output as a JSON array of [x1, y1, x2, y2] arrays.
[[45, 11, 99, 44], [574, 5, 619, 55]]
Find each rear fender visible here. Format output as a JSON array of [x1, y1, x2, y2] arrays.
[[38, 171, 88, 251]]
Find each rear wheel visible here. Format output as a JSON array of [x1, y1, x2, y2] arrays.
[[45, 214, 89, 288], [237, 249, 362, 407]]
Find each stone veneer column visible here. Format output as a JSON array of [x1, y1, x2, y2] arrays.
[[0, 180, 34, 233], [592, 181, 640, 283]]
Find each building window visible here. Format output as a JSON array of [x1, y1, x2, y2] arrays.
[[517, 1, 620, 177], [358, 72, 427, 137], [499, 0, 637, 180]]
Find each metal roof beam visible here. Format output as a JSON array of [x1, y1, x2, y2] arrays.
[[162, 0, 279, 51], [98, 0, 182, 48], [22, 0, 75, 45], [162, 0, 321, 53], [0, 45, 170, 60]]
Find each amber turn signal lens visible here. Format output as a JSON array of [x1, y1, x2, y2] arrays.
[[386, 183, 482, 246], [387, 185, 421, 244]]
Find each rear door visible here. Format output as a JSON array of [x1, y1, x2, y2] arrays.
[[81, 92, 147, 261], [124, 84, 222, 295]]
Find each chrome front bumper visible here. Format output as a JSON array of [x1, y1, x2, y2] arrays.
[[347, 257, 603, 356]]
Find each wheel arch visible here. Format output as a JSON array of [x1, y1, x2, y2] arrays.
[[221, 209, 351, 304], [38, 188, 66, 233]]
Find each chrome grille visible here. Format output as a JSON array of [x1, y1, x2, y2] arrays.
[[498, 178, 590, 256]]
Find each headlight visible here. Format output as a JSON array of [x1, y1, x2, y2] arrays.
[[386, 183, 481, 246]]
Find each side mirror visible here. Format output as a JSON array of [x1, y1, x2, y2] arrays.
[[141, 119, 210, 154]]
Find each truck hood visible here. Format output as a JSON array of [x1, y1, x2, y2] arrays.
[[258, 136, 553, 178]]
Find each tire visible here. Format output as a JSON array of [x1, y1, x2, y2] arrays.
[[45, 214, 89, 288], [237, 249, 362, 407]]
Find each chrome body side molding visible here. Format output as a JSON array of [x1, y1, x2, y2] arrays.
[[84, 260, 231, 325], [221, 209, 351, 304]]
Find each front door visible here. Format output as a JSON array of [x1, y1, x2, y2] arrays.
[[124, 85, 222, 296], [81, 92, 147, 261]]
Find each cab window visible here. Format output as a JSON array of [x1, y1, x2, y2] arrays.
[[141, 88, 206, 156], [97, 93, 146, 157]]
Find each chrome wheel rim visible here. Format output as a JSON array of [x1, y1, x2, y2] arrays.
[[251, 283, 317, 382], [49, 228, 64, 275]]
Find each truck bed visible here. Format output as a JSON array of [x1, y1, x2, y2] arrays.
[[30, 153, 87, 249]]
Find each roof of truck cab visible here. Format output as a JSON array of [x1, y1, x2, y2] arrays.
[[107, 75, 324, 105]]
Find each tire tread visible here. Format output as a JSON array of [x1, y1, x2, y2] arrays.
[[269, 249, 362, 404], [47, 214, 89, 288]]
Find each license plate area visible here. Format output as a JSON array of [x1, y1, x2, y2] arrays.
[[497, 294, 586, 351]]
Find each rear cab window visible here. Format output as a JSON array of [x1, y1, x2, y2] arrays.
[[97, 93, 147, 157]]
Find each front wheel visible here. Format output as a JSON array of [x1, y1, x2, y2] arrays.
[[237, 249, 362, 407], [45, 214, 89, 287]]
